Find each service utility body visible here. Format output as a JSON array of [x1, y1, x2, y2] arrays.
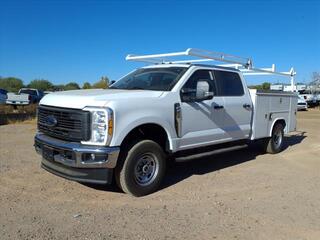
[[34, 49, 298, 196]]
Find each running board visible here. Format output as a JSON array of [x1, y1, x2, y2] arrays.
[[175, 144, 248, 162]]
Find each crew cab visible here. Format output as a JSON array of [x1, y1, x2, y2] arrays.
[[34, 49, 298, 196], [6, 88, 43, 105]]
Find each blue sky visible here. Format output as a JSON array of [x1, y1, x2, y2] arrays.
[[0, 0, 319, 86]]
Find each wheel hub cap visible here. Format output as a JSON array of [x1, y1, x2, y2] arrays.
[[134, 153, 159, 186], [273, 128, 283, 148]]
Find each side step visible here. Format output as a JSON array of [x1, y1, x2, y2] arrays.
[[174, 144, 248, 162]]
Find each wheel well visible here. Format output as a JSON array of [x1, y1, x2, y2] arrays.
[[274, 119, 286, 128], [273, 119, 286, 132], [121, 124, 169, 152]]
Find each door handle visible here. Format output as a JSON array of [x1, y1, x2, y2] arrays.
[[243, 103, 251, 109], [214, 105, 224, 109]]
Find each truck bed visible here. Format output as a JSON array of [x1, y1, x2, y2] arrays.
[[249, 89, 298, 140]]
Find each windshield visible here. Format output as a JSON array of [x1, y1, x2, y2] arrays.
[[0, 89, 7, 94], [110, 67, 188, 91], [20, 90, 37, 95]]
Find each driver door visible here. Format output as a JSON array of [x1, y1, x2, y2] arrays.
[[178, 69, 226, 150]]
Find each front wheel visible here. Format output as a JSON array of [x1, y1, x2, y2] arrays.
[[264, 123, 285, 154], [115, 140, 166, 196]]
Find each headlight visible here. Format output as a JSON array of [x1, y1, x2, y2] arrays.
[[81, 107, 114, 146], [92, 111, 107, 143]]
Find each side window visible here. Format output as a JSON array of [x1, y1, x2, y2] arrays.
[[181, 70, 216, 94], [213, 70, 244, 96]]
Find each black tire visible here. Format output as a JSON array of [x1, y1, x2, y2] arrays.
[[264, 123, 285, 154], [115, 140, 166, 197]]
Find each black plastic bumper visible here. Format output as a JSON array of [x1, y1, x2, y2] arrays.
[[41, 158, 113, 184], [35, 133, 120, 184]]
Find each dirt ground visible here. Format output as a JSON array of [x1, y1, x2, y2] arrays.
[[0, 110, 319, 240]]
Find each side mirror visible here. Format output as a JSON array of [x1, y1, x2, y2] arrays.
[[110, 80, 116, 85], [195, 80, 214, 101], [181, 80, 214, 102]]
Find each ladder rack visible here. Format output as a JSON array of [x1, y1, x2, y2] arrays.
[[126, 48, 296, 77], [126, 48, 252, 68]]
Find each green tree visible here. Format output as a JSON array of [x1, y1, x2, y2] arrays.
[[248, 82, 271, 90], [28, 79, 53, 91], [82, 82, 92, 89], [53, 84, 66, 91], [261, 82, 271, 90], [92, 76, 109, 89], [64, 82, 80, 91], [0, 77, 24, 92]]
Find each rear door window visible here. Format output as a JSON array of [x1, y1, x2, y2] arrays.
[[213, 70, 244, 96]]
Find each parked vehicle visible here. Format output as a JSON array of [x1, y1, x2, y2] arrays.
[[315, 92, 320, 105], [34, 49, 298, 196], [297, 95, 308, 111], [299, 90, 318, 107], [0, 89, 8, 104], [6, 88, 44, 105]]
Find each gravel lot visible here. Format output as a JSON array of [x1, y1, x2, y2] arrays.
[[0, 110, 319, 240]]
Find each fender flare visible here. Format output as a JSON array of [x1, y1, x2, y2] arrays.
[[269, 118, 286, 137], [112, 118, 176, 150]]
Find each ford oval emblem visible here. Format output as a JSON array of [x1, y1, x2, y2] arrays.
[[44, 115, 57, 127]]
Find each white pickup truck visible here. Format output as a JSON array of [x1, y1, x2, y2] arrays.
[[6, 88, 43, 105], [34, 49, 298, 196]]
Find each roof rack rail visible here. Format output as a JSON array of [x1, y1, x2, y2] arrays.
[[126, 48, 297, 92], [126, 48, 296, 77], [126, 48, 252, 68]]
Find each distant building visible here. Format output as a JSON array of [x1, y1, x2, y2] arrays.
[[270, 83, 307, 92], [270, 84, 283, 91]]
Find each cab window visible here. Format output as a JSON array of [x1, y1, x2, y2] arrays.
[[181, 70, 216, 95], [213, 70, 244, 96]]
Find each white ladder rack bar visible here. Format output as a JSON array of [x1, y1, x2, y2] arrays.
[[126, 50, 189, 63], [217, 63, 296, 77], [126, 48, 252, 68], [184, 48, 252, 68], [218, 63, 296, 91], [126, 48, 296, 77]]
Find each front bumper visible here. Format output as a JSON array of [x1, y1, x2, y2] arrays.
[[6, 100, 29, 105], [34, 133, 120, 184]]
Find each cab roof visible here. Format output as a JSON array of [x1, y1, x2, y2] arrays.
[[141, 63, 241, 73]]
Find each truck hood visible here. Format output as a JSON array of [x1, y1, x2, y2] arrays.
[[40, 89, 164, 109]]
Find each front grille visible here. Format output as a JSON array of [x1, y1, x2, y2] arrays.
[[38, 105, 91, 142]]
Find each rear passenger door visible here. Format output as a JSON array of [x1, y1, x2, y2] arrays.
[[213, 70, 252, 140]]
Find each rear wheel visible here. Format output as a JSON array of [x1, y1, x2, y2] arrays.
[[264, 123, 285, 154], [115, 140, 166, 196]]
